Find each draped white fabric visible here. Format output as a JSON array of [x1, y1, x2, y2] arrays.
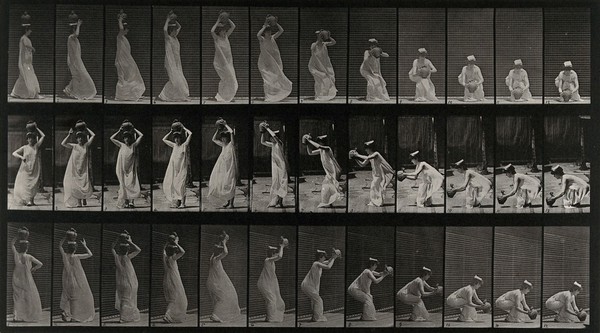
[[11, 35, 40, 99], [64, 35, 97, 100], [115, 33, 145, 101]]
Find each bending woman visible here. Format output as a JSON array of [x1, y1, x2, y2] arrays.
[[360, 39, 390, 101], [304, 134, 343, 208], [63, 17, 97, 100], [12, 125, 45, 207], [257, 237, 288, 322], [110, 126, 143, 209], [115, 13, 145, 101], [208, 120, 237, 208], [447, 159, 492, 209], [207, 231, 241, 323], [308, 30, 337, 101], [301, 248, 340, 322], [11, 22, 41, 99], [163, 234, 188, 323], [260, 122, 288, 208], [162, 125, 192, 209], [59, 233, 95, 322], [112, 232, 141, 323], [350, 141, 394, 207], [398, 151, 444, 208], [61, 127, 95, 208], [347, 258, 391, 321], [397, 267, 441, 321], [257, 18, 292, 102], [11, 234, 43, 322], [211, 13, 238, 102], [159, 13, 190, 102], [497, 164, 541, 209]]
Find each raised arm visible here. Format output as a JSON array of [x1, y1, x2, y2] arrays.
[[213, 239, 229, 261], [162, 130, 175, 148], [315, 255, 337, 270], [182, 126, 192, 146], [257, 25, 267, 40], [127, 238, 142, 259], [226, 19, 236, 36], [76, 239, 93, 260], [174, 21, 181, 37], [273, 24, 284, 39], [324, 37, 336, 47], [110, 129, 122, 147], [111, 238, 118, 256], [61, 129, 73, 149], [381, 51, 390, 58], [86, 127, 96, 146], [10, 237, 17, 256], [268, 244, 285, 262], [163, 16, 170, 36], [225, 124, 235, 145], [133, 128, 143, 147], [35, 127, 45, 147], [73, 20, 81, 37], [212, 129, 224, 147], [58, 237, 66, 256], [173, 242, 185, 261], [261, 133, 274, 148], [118, 17, 125, 33], [367, 269, 389, 284], [210, 20, 220, 38]]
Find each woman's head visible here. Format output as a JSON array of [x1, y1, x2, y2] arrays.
[[569, 282, 582, 295], [165, 244, 179, 257], [116, 243, 130, 256], [316, 135, 328, 146], [75, 131, 86, 145], [173, 132, 183, 145], [17, 240, 29, 253], [472, 275, 483, 289], [521, 280, 532, 294], [314, 250, 327, 262], [65, 241, 77, 254], [454, 159, 467, 173], [563, 61, 573, 75], [123, 131, 134, 145], [371, 47, 383, 58], [368, 38, 378, 49], [367, 257, 379, 270], [220, 131, 231, 144], [24, 27, 32, 36], [26, 132, 37, 145], [420, 267, 432, 280], [503, 164, 516, 177], [418, 48, 427, 59], [263, 26, 273, 37], [467, 55, 476, 67], [410, 151, 421, 165], [551, 165, 564, 179], [266, 245, 278, 257]]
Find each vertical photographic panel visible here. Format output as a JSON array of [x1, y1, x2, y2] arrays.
[[152, 6, 201, 104], [152, 114, 201, 212], [199, 225, 247, 327], [444, 227, 493, 328], [6, 223, 53, 327], [348, 115, 395, 213], [101, 224, 151, 327], [348, 8, 397, 104], [542, 227, 590, 329], [396, 116, 445, 213], [345, 226, 394, 328], [250, 7, 299, 104], [398, 8, 446, 104], [7, 114, 54, 211], [52, 223, 101, 326], [103, 115, 152, 211], [493, 227, 542, 328], [543, 116, 591, 213], [55, 5, 103, 103], [298, 116, 347, 213], [54, 113, 103, 211], [495, 117, 543, 213], [201, 6, 250, 104], [299, 7, 347, 104], [7, 5, 54, 102], [395, 227, 444, 328], [447, 8, 494, 104], [201, 114, 250, 212], [446, 116, 494, 213], [495, 8, 542, 104], [249, 225, 296, 327], [544, 8, 591, 104], [150, 224, 199, 327], [104, 6, 151, 104], [251, 115, 297, 212], [297, 226, 345, 327]]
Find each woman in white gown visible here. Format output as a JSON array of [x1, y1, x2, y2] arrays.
[[257, 18, 292, 102], [301, 248, 340, 322], [397, 267, 442, 321], [409, 48, 438, 102], [61, 127, 95, 208], [505, 59, 531, 102], [260, 122, 288, 208], [257, 237, 288, 322], [12, 125, 45, 207], [546, 165, 590, 209], [159, 13, 189, 102], [110, 126, 143, 209], [211, 14, 238, 102], [115, 14, 145, 101], [458, 55, 484, 102], [11, 235, 43, 322], [347, 258, 391, 321], [350, 140, 395, 207], [545, 282, 584, 323], [112, 232, 141, 323], [398, 151, 444, 208], [304, 134, 343, 208], [446, 276, 486, 322], [11, 18, 41, 99], [497, 164, 542, 209], [447, 159, 492, 209], [207, 231, 241, 323], [308, 30, 337, 101], [360, 39, 390, 101], [162, 234, 188, 323], [162, 125, 192, 209], [555, 61, 581, 102], [59, 233, 95, 322], [208, 120, 238, 208], [63, 16, 97, 100]]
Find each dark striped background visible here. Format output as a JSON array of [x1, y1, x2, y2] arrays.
[[544, 116, 591, 162], [397, 116, 445, 169], [447, 116, 494, 167], [496, 116, 542, 165]]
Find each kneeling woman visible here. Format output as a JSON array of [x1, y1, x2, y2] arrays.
[[347, 258, 391, 321]]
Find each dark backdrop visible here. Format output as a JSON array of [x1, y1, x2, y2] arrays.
[[447, 116, 494, 168], [496, 116, 543, 165], [152, 114, 200, 183], [397, 116, 445, 169], [544, 116, 591, 162], [201, 114, 250, 181]]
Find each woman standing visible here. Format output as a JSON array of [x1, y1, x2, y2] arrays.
[[398, 151, 444, 208], [408, 48, 438, 102], [162, 123, 192, 209], [347, 258, 391, 321], [115, 11, 145, 101], [208, 119, 238, 209], [207, 231, 241, 323], [59, 230, 95, 322], [61, 127, 95, 208], [304, 134, 343, 208], [458, 55, 484, 102], [11, 13, 41, 99], [211, 12, 238, 102], [12, 124, 45, 207], [350, 140, 394, 207], [112, 232, 141, 323], [301, 248, 340, 322], [110, 124, 143, 209], [257, 16, 292, 102], [162, 233, 188, 323], [159, 12, 190, 102], [63, 12, 97, 100], [257, 237, 288, 322], [11, 233, 43, 322], [260, 121, 288, 208], [360, 39, 390, 101], [308, 30, 337, 101]]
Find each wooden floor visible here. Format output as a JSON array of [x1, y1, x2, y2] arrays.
[[544, 97, 591, 104], [251, 97, 297, 104], [151, 97, 201, 105], [199, 314, 247, 327], [346, 311, 394, 327], [447, 97, 494, 104], [299, 96, 346, 104], [52, 312, 100, 326], [398, 97, 445, 104], [542, 315, 589, 329], [496, 165, 543, 213], [152, 182, 200, 212], [104, 96, 151, 104], [494, 316, 540, 328], [396, 312, 442, 328], [7, 187, 53, 211], [202, 97, 250, 105], [250, 177, 296, 213], [544, 163, 591, 213], [103, 185, 152, 211], [249, 313, 296, 327], [201, 180, 249, 212], [446, 171, 493, 214], [348, 170, 395, 213], [55, 95, 102, 103], [6, 310, 51, 327], [298, 175, 346, 213], [297, 312, 344, 327], [102, 313, 150, 327], [348, 97, 396, 104], [496, 97, 542, 104], [54, 189, 102, 211], [443, 313, 492, 328], [149, 313, 198, 327], [7, 95, 54, 103], [396, 177, 444, 213]]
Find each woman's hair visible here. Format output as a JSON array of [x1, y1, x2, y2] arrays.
[[123, 131, 134, 143], [367, 258, 379, 268], [116, 243, 130, 256], [165, 244, 179, 257], [569, 285, 582, 292], [65, 241, 77, 254], [17, 240, 29, 253], [26, 132, 37, 141], [455, 163, 467, 171], [420, 268, 431, 278], [504, 165, 516, 175], [266, 246, 278, 257], [314, 251, 327, 261], [317, 136, 328, 146], [220, 131, 231, 141]]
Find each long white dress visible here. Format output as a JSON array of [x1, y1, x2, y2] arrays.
[[301, 262, 326, 321], [11, 35, 40, 99], [555, 71, 582, 101], [458, 65, 484, 101], [60, 254, 95, 322], [163, 255, 188, 323], [257, 258, 285, 322], [64, 34, 97, 100], [397, 277, 429, 320], [63, 144, 93, 208], [116, 144, 140, 207], [207, 256, 241, 322], [13, 145, 41, 205], [464, 171, 492, 209], [163, 143, 187, 205], [347, 269, 377, 320], [12, 253, 43, 322], [318, 148, 342, 208], [213, 34, 238, 102], [546, 291, 579, 323], [258, 35, 292, 102], [446, 285, 478, 322], [496, 289, 528, 323], [409, 58, 438, 102], [514, 174, 541, 208], [308, 42, 336, 100], [360, 50, 389, 101], [115, 32, 145, 101], [159, 35, 189, 101], [505, 69, 532, 101], [561, 175, 590, 207], [208, 141, 237, 204], [368, 154, 394, 207], [269, 141, 288, 206], [415, 162, 444, 207], [114, 254, 140, 322]]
